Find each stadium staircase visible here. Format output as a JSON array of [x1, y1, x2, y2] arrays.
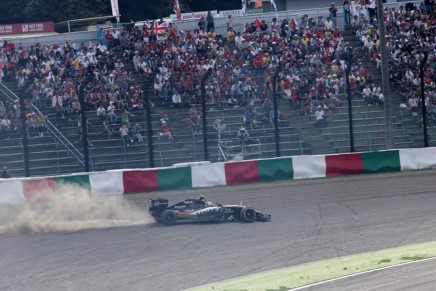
[[0, 82, 84, 177], [339, 28, 415, 151], [342, 26, 436, 148]]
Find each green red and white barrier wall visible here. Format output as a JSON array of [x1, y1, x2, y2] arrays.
[[1, 147, 436, 205]]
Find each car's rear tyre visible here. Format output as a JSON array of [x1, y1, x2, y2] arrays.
[[240, 207, 256, 222], [160, 210, 177, 225]]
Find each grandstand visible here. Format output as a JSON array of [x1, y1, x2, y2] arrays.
[[0, 1, 433, 177]]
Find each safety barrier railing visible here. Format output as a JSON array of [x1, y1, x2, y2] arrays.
[[0, 83, 85, 167], [217, 139, 261, 161]]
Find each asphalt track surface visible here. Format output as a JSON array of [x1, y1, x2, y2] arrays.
[[2, 170, 436, 291]]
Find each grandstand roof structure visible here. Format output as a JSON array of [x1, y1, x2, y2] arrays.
[[55, 16, 117, 33]]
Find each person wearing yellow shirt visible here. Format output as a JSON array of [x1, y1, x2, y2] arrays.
[[262, 53, 271, 67], [301, 35, 309, 47], [71, 57, 80, 70], [227, 28, 236, 43], [207, 27, 217, 38]]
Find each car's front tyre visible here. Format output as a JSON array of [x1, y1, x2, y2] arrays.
[[240, 207, 256, 222]]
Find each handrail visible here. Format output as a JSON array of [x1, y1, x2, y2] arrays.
[[89, 156, 95, 172], [0, 83, 85, 167], [217, 142, 227, 161], [295, 121, 307, 155], [20, 140, 25, 173], [299, 139, 304, 155], [192, 130, 198, 160], [157, 134, 163, 167], [327, 124, 337, 149], [88, 155, 94, 171], [218, 139, 261, 160], [54, 138, 60, 175], [398, 108, 407, 145], [399, 108, 405, 130], [121, 138, 127, 169], [364, 112, 372, 152]]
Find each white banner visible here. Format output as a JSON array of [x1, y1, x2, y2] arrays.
[[170, 10, 218, 21], [270, 0, 277, 12], [221, 9, 244, 18], [110, 0, 120, 22]]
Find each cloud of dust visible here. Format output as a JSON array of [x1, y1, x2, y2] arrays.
[[0, 184, 152, 234]]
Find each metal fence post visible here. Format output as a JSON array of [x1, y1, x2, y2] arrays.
[[345, 51, 355, 152], [78, 79, 90, 172], [377, 0, 394, 149], [420, 52, 429, 147], [201, 68, 212, 161], [144, 74, 155, 168], [272, 65, 281, 157], [19, 93, 30, 177]]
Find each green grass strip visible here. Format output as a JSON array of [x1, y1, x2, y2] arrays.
[[188, 241, 436, 291]]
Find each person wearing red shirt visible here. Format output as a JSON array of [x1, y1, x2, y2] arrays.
[[98, 90, 108, 107], [160, 120, 175, 141], [281, 78, 292, 100], [253, 54, 263, 69], [333, 27, 341, 38], [184, 78, 193, 93], [316, 28, 325, 38], [168, 29, 177, 40], [105, 30, 113, 47]]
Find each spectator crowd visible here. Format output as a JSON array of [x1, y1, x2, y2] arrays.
[[129, 7, 362, 128], [352, 1, 435, 122], [0, 1, 434, 145], [0, 27, 145, 141]]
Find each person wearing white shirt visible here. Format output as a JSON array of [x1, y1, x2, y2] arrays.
[[133, 52, 141, 73], [372, 85, 381, 97], [226, 15, 233, 29], [107, 102, 118, 124], [114, 59, 125, 73], [405, 69, 414, 83], [97, 41, 107, 53], [119, 124, 132, 146], [111, 29, 120, 46], [235, 32, 244, 49], [154, 79, 162, 95], [81, 57, 90, 69], [314, 107, 327, 127], [367, 0, 376, 22], [97, 104, 106, 120], [324, 17, 333, 30], [408, 96, 419, 112], [362, 85, 372, 104], [378, 92, 384, 104], [371, 85, 381, 104], [172, 91, 182, 108], [52, 93, 63, 108], [86, 48, 97, 65], [1, 117, 11, 131], [364, 38, 374, 55]]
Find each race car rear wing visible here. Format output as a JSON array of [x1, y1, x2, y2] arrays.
[[149, 198, 169, 216]]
